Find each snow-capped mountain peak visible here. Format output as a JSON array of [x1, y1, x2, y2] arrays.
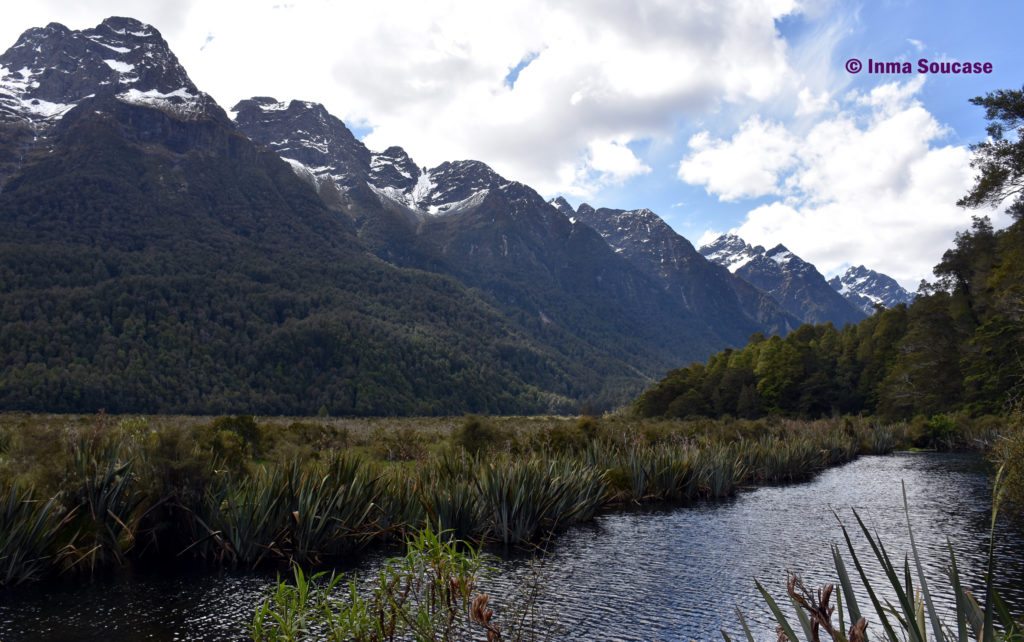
[[234, 97, 515, 219], [0, 17, 211, 126], [232, 96, 370, 194], [828, 265, 913, 315], [699, 234, 762, 274]]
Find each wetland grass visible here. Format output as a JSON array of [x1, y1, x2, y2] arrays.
[[0, 412, 1009, 586]]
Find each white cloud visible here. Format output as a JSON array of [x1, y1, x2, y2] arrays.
[[907, 38, 925, 52], [685, 78, 1005, 288], [678, 117, 799, 201], [795, 87, 833, 116], [853, 74, 927, 115], [0, 0, 802, 198], [697, 228, 725, 248], [587, 138, 651, 183]]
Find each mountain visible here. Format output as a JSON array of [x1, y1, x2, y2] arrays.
[[229, 97, 432, 265], [559, 200, 798, 337], [0, 16, 845, 416], [233, 97, 806, 404], [828, 265, 914, 316], [700, 234, 864, 326], [0, 17, 220, 187], [0, 17, 666, 415]]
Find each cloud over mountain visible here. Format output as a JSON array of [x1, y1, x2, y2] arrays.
[[684, 79, 1006, 288]]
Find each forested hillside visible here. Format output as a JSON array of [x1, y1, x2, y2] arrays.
[[636, 86, 1024, 421], [0, 18, 800, 416], [636, 213, 1023, 419]]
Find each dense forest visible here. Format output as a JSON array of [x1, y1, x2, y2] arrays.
[[636, 87, 1024, 421], [0, 96, 659, 416]]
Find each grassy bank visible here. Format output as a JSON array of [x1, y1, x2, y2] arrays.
[[0, 412, 1012, 587]]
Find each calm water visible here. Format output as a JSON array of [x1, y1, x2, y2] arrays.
[[1, 452, 1021, 641]]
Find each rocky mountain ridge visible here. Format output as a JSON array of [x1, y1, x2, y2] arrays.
[[700, 234, 865, 326]]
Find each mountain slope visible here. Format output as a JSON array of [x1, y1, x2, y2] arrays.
[[700, 234, 864, 326], [563, 200, 798, 338], [0, 17, 645, 415], [233, 97, 789, 404], [828, 265, 914, 316]]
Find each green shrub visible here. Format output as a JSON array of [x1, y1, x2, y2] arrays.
[[451, 416, 506, 455], [212, 430, 249, 473], [210, 416, 263, 458], [251, 527, 505, 642], [370, 426, 427, 461], [577, 416, 600, 440]]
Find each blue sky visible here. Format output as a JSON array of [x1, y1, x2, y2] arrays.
[[585, 0, 1024, 282], [2, 0, 1021, 286]]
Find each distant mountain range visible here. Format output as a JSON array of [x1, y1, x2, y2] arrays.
[[700, 234, 867, 326], [0, 17, 911, 414]]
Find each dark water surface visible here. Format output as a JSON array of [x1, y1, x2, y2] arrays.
[[2, 452, 1022, 641]]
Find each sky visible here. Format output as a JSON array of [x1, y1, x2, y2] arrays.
[[2, 0, 1021, 288]]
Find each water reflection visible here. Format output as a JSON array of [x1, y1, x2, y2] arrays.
[[1, 453, 1020, 641]]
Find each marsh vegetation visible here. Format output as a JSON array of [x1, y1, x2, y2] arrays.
[[1, 410, 1016, 590]]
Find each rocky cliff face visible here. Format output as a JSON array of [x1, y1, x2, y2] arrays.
[[566, 201, 798, 337], [701, 234, 864, 326], [829, 265, 914, 316]]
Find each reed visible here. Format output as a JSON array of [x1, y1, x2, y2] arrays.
[[475, 456, 579, 545], [375, 466, 425, 540], [421, 455, 485, 541], [57, 436, 147, 574], [865, 423, 897, 455], [281, 455, 381, 565], [251, 526, 506, 642], [0, 483, 63, 586], [620, 444, 699, 501], [700, 444, 743, 498], [195, 467, 289, 567]]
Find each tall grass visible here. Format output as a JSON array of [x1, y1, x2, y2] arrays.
[[251, 526, 507, 642], [57, 435, 148, 574], [0, 412, 999, 586], [0, 483, 63, 585], [188, 455, 382, 568]]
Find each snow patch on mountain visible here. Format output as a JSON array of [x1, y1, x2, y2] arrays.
[[87, 37, 132, 53], [411, 168, 435, 205], [281, 157, 322, 187], [116, 87, 208, 118], [700, 234, 760, 273], [103, 59, 134, 73]]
